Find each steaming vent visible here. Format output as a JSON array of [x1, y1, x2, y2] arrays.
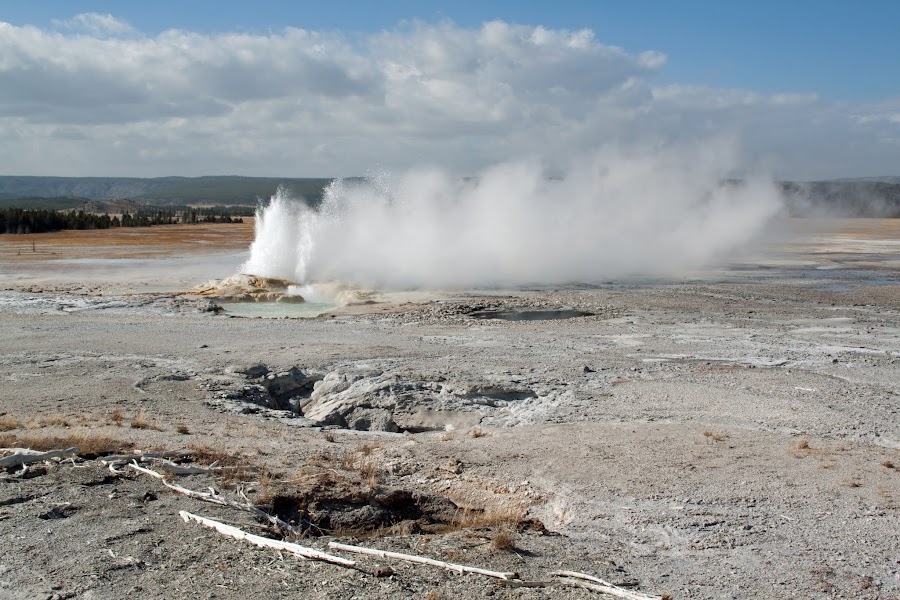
[[240, 143, 785, 290]]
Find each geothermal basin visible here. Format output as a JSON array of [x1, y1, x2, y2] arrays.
[[0, 217, 897, 599]]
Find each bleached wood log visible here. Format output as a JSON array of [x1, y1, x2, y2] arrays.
[[157, 462, 216, 475], [155, 459, 254, 475], [179, 511, 355, 567], [550, 571, 664, 600], [126, 462, 300, 536], [164, 479, 300, 536], [104, 450, 256, 477], [100, 450, 192, 464], [327, 541, 518, 580], [0, 447, 78, 468], [128, 461, 165, 479]]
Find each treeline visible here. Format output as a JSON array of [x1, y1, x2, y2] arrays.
[[779, 181, 900, 217], [1, 208, 244, 234], [0, 175, 333, 205], [160, 205, 255, 218]]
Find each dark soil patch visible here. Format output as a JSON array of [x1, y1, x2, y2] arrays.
[[268, 485, 460, 537], [468, 307, 593, 321]]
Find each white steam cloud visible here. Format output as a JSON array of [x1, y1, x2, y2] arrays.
[[241, 143, 783, 289]]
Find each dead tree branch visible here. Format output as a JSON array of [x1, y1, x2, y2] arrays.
[[328, 541, 518, 580], [180, 511, 355, 567]]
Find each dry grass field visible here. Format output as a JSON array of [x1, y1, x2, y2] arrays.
[[0, 218, 255, 262]]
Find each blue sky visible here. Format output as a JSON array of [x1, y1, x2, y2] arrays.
[[4, 0, 897, 102], [0, 1, 898, 177]]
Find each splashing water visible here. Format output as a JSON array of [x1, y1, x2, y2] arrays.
[[241, 143, 784, 289]]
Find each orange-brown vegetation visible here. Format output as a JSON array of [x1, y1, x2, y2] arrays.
[[0, 219, 254, 262]]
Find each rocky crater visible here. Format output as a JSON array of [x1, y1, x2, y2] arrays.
[[206, 362, 547, 432]]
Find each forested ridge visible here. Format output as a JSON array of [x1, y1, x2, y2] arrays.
[[0, 176, 332, 205], [2, 176, 900, 228], [1, 207, 246, 234]]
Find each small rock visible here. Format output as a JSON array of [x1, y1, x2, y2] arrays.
[[373, 565, 394, 577], [442, 457, 463, 474]]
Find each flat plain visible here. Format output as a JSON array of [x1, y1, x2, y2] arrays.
[[0, 219, 898, 599]]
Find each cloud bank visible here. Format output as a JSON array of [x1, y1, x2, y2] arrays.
[[0, 14, 897, 178]]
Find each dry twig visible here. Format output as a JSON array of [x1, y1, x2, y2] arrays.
[[127, 462, 300, 536], [550, 571, 664, 599]]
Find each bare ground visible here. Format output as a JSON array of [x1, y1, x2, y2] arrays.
[[0, 220, 898, 599]]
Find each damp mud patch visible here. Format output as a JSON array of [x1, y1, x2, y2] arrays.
[[467, 307, 593, 321]]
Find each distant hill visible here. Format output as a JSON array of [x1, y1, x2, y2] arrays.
[[75, 199, 144, 214], [0, 176, 333, 206], [0, 196, 90, 211], [1, 175, 899, 217], [0, 196, 254, 215], [779, 180, 900, 217], [831, 176, 900, 185]]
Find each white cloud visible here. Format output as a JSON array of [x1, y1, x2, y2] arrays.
[[652, 85, 819, 109], [51, 13, 137, 37], [0, 17, 896, 178]]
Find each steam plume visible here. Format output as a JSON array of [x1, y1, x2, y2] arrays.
[[241, 143, 783, 288]]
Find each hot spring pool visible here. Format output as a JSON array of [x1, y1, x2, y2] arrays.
[[217, 301, 339, 318]]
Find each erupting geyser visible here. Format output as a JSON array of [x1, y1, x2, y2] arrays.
[[241, 143, 784, 289]]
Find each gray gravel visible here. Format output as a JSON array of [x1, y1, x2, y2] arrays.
[[0, 267, 898, 598]]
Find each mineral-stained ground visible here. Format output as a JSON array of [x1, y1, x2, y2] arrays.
[[0, 219, 898, 599]]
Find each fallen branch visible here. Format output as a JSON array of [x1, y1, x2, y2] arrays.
[[550, 571, 664, 600], [101, 450, 192, 465], [495, 579, 555, 588], [180, 511, 355, 567], [327, 541, 518, 580], [127, 462, 300, 536], [155, 459, 254, 476], [128, 461, 165, 479], [0, 447, 78, 468], [104, 451, 256, 476]]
